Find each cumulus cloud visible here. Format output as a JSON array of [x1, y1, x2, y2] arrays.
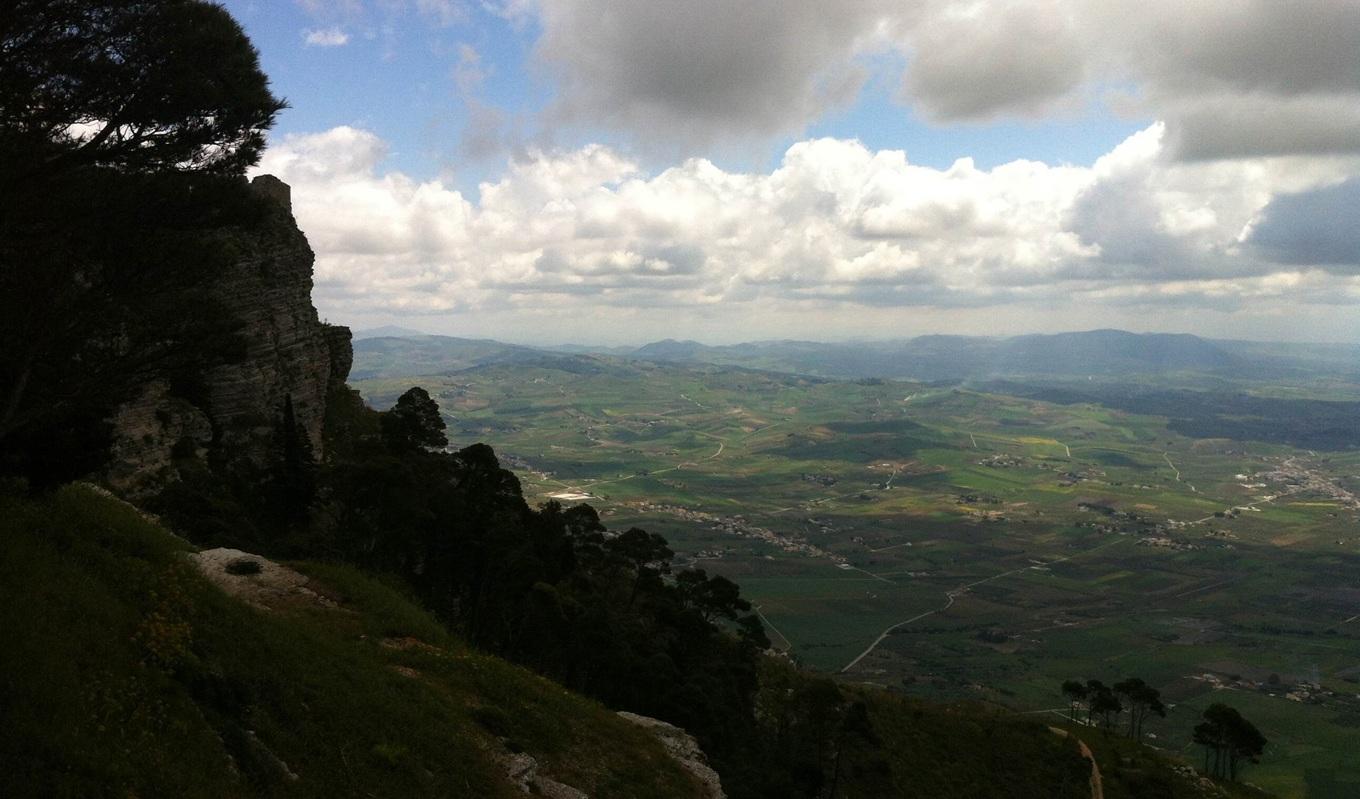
[[253, 124, 1360, 339], [303, 26, 350, 47], [517, 0, 1360, 160]]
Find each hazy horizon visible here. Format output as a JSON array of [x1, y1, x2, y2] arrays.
[[349, 323, 1359, 350]]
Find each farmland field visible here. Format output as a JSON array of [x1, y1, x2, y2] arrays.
[[356, 352, 1360, 799]]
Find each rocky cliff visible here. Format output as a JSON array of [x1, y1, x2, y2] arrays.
[[105, 175, 351, 496]]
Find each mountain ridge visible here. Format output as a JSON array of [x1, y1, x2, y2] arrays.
[[353, 328, 1279, 383]]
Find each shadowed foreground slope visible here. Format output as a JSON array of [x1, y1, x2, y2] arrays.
[[0, 484, 704, 799]]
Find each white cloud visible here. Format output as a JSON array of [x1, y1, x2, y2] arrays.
[[415, 0, 466, 27], [303, 26, 350, 47], [451, 43, 486, 93], [254, 124, 1360, 341]]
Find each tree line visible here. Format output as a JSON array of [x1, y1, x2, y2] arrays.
[[1061, 678, 1266, 784], [1061, 677, 1166, 740]]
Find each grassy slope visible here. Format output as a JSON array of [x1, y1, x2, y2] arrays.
[[0, 485, 702, 799]]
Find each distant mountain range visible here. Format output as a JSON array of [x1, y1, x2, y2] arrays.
[[353, 329, 1356, 382], [626, 329, 1243, 380], [351, 324, 431, 340], [349, 335, 546, 379]]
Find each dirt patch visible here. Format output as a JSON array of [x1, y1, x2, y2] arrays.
[[381, 636, 442, 654]]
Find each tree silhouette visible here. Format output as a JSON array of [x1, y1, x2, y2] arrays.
[[1194, 703, 1266, 781], [1061, 680, 1088, 724], [1, 0, 284, 180], [1085, 679, 1122, 732], [604, 527, 673, 607], [381, 387, 449, 451], [267, 394, 317, 526], [1114, 677, 1166, 741], [676, 568, 750, 624]]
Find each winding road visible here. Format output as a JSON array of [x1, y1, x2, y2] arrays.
[[839, 536, 1127, 674], [1162, 451, 1199, 493], [1050, 727, 1104, 799]]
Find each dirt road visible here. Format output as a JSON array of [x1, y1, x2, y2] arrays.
[[1049, 727, 1103, 799]]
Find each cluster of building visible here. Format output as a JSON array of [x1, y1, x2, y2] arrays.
[[1190, 671, 1340, 707], [1252, 458, 1360, 512], [630, 502, 845, 562], [1136, 536, 1202, 552]]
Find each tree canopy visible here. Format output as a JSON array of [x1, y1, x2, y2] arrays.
[[381, 386, 449, 451], [0, 0, 284, 181]]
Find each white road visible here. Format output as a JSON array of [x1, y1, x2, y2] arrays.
[[839, 536, 1127, 674]]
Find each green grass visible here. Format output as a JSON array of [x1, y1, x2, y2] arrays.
[[0, 485, 702, 799]]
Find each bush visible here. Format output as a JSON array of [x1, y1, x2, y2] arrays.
[[224, 558, 262, 575]]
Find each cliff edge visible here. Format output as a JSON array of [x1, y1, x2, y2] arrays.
[[105, 175, 351, 496]]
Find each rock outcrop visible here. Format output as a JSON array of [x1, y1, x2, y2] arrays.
[[105, 175, 351, 496], [495, 752, 589, 799], [616, 711, 726, 799], [189, 547, 337, 611]]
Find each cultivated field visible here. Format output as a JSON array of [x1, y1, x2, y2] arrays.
[[356, 357, 1360, 799]]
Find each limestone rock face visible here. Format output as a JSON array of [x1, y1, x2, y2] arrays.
[[106, 175, 351, 496], [616, 711, 726, 799]]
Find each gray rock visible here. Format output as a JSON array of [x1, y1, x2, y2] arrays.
[[616, 711, 725, 799], [495, 751, 589, 799], [105, 175, 351, 497], [189, 547, 335, 611]]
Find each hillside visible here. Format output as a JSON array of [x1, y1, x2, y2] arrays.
[[350, 335, 562, 380], [0, 484, 710, 799], [627, 331, 1241, 379], [349, 328, 1358, 386]]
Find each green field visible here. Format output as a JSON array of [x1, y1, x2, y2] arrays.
[[356, 357, 1360, 798]]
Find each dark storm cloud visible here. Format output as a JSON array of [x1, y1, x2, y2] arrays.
[[1249, 178, 1360, 271], [902, 1, 1086, 121], [526, 0, 1360, 161], [533, 0, 887, 149]]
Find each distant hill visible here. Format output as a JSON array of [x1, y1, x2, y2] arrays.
[[351, 324, 430, 340], [625, 329, 1241, 380], [632, 338, 710, 360], [351, 329, 1355, 384], [350, 335, 549, 379]]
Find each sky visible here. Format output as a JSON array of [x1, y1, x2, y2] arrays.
[[224, 0, 1360, 345]]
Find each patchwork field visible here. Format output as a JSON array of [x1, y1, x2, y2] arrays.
[[356, 356, 1360, 799]]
